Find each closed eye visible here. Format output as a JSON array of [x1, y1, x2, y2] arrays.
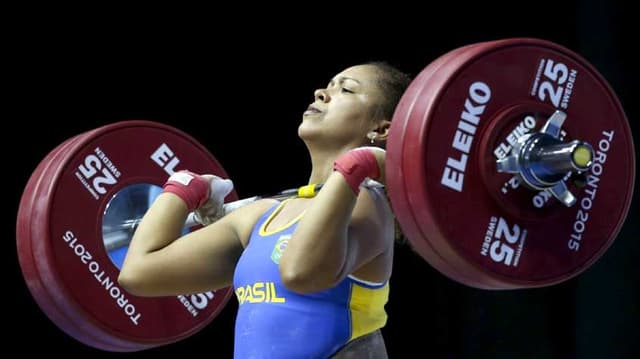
[[341, 88, 354, 93]]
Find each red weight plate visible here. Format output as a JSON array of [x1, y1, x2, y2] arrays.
[[388, 44, 494, 288], [28, 121, 236, 349], [18, 133, 129, 351], [396, 38, 634, 289], [398, 42, 524, 289], [21, 129, 155, 351]]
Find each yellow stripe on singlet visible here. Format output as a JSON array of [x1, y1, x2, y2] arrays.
[[349, 281, 389, 341], [259, 199, 305, 236]]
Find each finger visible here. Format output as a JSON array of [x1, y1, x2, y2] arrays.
[[210, 177, 234, 201]]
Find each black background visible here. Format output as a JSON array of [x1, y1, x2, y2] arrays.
[[8, 3, 637, 358]]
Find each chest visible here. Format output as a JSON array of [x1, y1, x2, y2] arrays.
[[262, 198, 312, 233]]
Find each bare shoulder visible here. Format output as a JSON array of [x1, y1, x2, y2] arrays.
[[355, 187, 394, 230], [351, 186, 395, 251], [222, 198, 279, 247], [348, 186, 395, 283]]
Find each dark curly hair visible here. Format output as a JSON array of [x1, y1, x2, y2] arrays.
[[365, 61, 413, 243], [366, 61, 413, 122]]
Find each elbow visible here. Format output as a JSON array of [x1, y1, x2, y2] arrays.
[[117, 269, 148, 297], [279, 262, 338, 294], [279, 267, 310, 293]]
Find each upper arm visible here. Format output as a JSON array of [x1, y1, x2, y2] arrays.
[[341, 188, 395, 280], [120, 200, 276, 296]]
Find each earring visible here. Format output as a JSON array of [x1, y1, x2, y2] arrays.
[[367, 132, 377, 144]]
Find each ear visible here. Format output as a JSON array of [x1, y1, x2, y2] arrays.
[[371, 120, 391, 142]]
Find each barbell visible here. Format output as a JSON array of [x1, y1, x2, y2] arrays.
[[16, 38, 635, 351]]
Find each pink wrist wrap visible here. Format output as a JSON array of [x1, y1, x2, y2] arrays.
[[162, 170, 210, 211], [333, 148, 380, 196]]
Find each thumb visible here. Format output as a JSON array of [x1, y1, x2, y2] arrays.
[[210, 177, 234, 202]]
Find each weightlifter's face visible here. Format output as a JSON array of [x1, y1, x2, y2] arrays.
[[299, 65, 385, 147]]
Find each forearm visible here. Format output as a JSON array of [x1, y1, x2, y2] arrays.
[[121, 193, 189, 265], [280, 172, 357, 287]]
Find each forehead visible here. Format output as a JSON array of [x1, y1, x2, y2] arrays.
[[332, 65, 381, 86]]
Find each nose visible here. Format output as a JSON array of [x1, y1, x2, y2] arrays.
[[314, 88, 330, 103]]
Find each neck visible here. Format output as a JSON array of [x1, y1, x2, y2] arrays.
[[307, 151, 338, 185], [305, 141, 367, 185]]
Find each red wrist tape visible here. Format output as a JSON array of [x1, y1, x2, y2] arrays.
[[333, 148, 380, 195], [162, 171, 210, 211]]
